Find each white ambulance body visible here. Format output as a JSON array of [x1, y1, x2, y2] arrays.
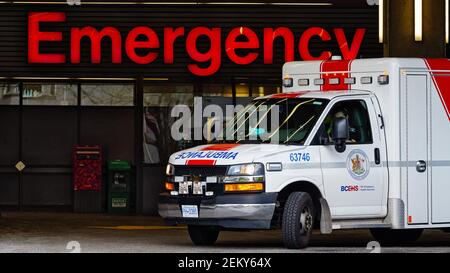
[[159, 58, 450, 248]]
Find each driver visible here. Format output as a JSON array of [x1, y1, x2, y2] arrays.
[[324, 109, 356, 143]]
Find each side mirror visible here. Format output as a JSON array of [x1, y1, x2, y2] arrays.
[[332, 117, 349, 153]]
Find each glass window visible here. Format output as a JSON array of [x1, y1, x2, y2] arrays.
[[22, 83, 77, 106], [220, 98, 328, 145], [251, 84, 281, 97], [314, 100, 373, 145], [81, 84, 134, 106], [202, 83, 233, 97], [0, 83, 19, 105], [235, 82, 250, 97], [201, 83, 234, 119], [143, 84, 194, 164], [144, 84, 193, 107]]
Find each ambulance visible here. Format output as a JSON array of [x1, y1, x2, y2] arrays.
[[158, 58, 450, 249]]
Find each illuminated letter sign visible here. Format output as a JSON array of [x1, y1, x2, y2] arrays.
[[225, 27, 259, 65], [28, 12, 66, 63], [27, 12, 367, 77]]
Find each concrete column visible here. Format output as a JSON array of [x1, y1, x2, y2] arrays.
[[384, 0, 446, 58]]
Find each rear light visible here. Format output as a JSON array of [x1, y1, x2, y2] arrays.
[[165, 182, 174, 191], [224, 183, 264, 193]]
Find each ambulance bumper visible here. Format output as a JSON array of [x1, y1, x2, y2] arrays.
[[158, 193, 277, 230]]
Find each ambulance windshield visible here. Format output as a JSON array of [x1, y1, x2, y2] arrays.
[[219, 98, 329, 145]]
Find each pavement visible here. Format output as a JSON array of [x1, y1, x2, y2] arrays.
[[1, 212, 450, 253]]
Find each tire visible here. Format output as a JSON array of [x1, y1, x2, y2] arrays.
[[370, 228, 423, 246], [282, 192, 315, 249], [187, 225, 220, 246]]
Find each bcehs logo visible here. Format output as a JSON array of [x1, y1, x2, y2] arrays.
[[341, 185, 359, 192], [27, 12, 367, 76]]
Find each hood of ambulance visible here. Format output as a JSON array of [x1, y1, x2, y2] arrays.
[[169, 143, 303, 166]]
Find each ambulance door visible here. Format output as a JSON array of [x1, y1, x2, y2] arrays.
[[317, 97, 386, 219], [403, 74, 429, 225]]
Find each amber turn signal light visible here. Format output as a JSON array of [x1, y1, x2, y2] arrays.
[[224, 183, 264, 193], [165, 182, 175, 191]]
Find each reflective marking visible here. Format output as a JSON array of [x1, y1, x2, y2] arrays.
[[423, 58, 450, 120], [387, 160, 450, 167], [283, 160, 450, 170], [185, 159, 216, 166], [284, 163, 321, 169]]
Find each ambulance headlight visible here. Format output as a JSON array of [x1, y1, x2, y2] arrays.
[[166, 163, 175, 176], [223, 163, 265, 193], [226, 163, 264, 176]]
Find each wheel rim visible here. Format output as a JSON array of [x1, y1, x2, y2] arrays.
[[299, 206, 313, 234]]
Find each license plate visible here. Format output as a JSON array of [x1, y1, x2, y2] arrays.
[[181, 205, 199, 218]]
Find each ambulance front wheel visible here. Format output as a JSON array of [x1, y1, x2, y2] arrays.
[[370, 228, 423, 246], [187, 225, 220, 246], [282, 192, 315, 249]]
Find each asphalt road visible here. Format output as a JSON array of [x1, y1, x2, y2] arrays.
[[1, 212, 450, 253]]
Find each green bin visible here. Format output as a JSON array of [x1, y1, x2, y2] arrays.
[[107, 160, 132, 213]]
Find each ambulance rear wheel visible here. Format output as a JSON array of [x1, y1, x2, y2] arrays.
[[282, 192, 315, 249], [187, 225, 220, 246], [370, 228, 423, 246]]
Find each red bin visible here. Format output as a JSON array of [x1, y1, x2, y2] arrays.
[[73, 145, 103, 191]]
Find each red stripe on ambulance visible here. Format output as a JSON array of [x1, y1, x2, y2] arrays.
[[424, 58, 450, 120], [320, 60, 353, 91], [269, 91, 308, 99], [185, 159, 217, 166], [200, 144, 240, 151]]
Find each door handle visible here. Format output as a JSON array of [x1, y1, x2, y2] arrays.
[[416, 160, 427, 173], [374, 148, 381, 165]]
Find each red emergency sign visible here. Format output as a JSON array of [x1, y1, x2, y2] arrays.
[[27, 12, 366, 76]]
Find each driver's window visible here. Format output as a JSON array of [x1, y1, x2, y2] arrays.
[[312, 99, 373, 145]]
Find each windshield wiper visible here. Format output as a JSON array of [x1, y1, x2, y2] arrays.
[[210, 139, 238, 144], [235, 139, 262, 144], [282, 140, 304, 145]]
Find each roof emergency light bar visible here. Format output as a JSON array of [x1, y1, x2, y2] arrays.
[[283, 74, 389, 88], [329, 78, 340, 85], [298, 79, 309, 86], [314, 78, 324, 85], [344, 77, 356, 84]]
